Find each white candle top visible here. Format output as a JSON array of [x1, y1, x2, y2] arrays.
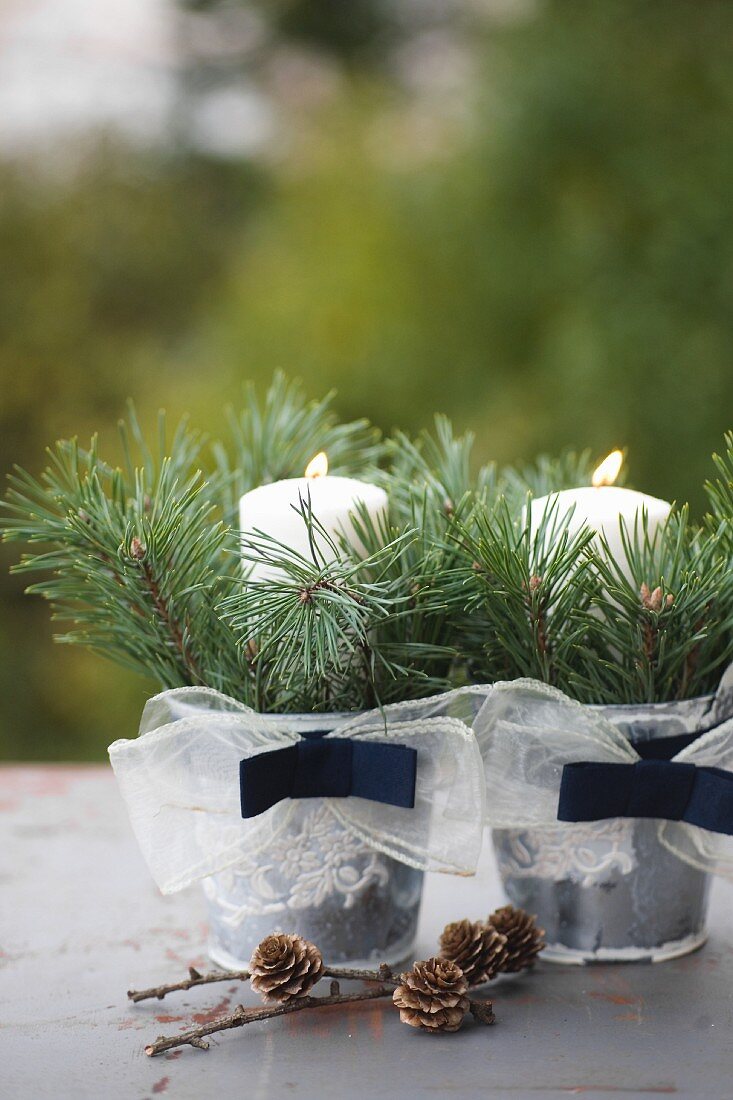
[[240, 474, 388, 582], [528, 483, 672, 584], [241, 475, 386, 527], [529, 485, 671, 532]]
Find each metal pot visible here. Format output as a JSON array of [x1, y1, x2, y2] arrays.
[[204, 712, 423, 968], [493, 695, 720, 963]]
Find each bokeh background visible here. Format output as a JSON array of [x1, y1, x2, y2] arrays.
[[2, 0, 733, 760]]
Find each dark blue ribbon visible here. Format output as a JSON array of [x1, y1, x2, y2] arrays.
[[239, 728, 417, 819], [558, 759, 733, 835]]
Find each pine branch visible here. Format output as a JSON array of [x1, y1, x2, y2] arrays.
[[339, 501, 460, 702], [499, 449, 602, 516], [577, 508, 733, 703], [2, 425, 248, 699], [386, 415, 497, 529], [127, 536, 204, 685], [220, 498, 444, 712], [2, 384, 456, 714], [454, 494, 733, 704], [451, 497, 598, 687], [128, 962, 397, 1004], [6, 384, 733, 714], [140, 962, 494, 1055], [213, 371, 384, 523], [704, 431, 733, 558]]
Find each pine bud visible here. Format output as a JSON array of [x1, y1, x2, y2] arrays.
[[129, 537, 146, 561], [641, 583, 668, 613]]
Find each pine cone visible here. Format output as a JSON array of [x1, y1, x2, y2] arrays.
[[488, 905, 546, 973], [393, 957, 469, 1033], [249, 933, 324, 1003], [439, 918, 508, 985]]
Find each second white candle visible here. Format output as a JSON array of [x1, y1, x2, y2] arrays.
[[528, 451, 671, 584]]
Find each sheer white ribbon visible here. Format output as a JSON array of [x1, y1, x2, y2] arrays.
[[474, 677, 733, 881], [108, 686, 487, 894]]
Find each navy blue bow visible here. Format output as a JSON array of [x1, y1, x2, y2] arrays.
[[558, 759, 733, 835], [239, 729, 418, 819]]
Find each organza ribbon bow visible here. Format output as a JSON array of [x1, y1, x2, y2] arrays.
[[474, 677, 733, 880], [109, 686, 486, 894]]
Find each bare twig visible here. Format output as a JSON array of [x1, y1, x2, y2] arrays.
[[144, 985, 496, 1056], [324, 963, 397, 985], [128, 965, 251, 1004], [144, 986, 392, 1056], [128, 962, 396, 1004], [470, 1000, 496, 1026]]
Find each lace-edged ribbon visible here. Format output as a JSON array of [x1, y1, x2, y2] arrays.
[[474, 673, 733, 881], [108, 686, 486, 894]]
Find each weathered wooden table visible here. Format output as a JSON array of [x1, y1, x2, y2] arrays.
[[2, 765, 732, 1099]]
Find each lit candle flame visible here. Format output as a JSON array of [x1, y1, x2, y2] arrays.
[[305, 451, 329, 479], [592, 449, 623, 488]]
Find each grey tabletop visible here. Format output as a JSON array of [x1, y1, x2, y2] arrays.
[[1, 765, 732, 1100]]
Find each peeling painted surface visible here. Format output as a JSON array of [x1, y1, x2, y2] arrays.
[[1, 765, 733, 1099]]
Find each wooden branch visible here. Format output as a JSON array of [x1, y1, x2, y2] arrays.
[[469, 1000, 496, 1025], [144, 985, 495, 1056], [128, 962, 397, 1004], [128, 965, 250, 1003], [144, 986, 392, 1056], [325, 963, 397, 985]]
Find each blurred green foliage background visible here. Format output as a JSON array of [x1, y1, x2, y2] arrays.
[[2, 0, 733, 759]]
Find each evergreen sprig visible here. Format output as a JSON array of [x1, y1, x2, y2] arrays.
[[213, 371, 384, 523], [386, 416, 498, 527], [454, 495, 733, 705], [1, 378, 456, 714], [222, 499, 452, 712], [5, 374, 733, 716], [577, 509, 733, 704], [338, 501, 458, 703], [450, 498, 598, 686], [704, 430, 733, 556], [2, 425, 246, 695]]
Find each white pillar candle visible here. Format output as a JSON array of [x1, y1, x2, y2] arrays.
[[239, 452, 388, 583], [528, 451, 671, 582]]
